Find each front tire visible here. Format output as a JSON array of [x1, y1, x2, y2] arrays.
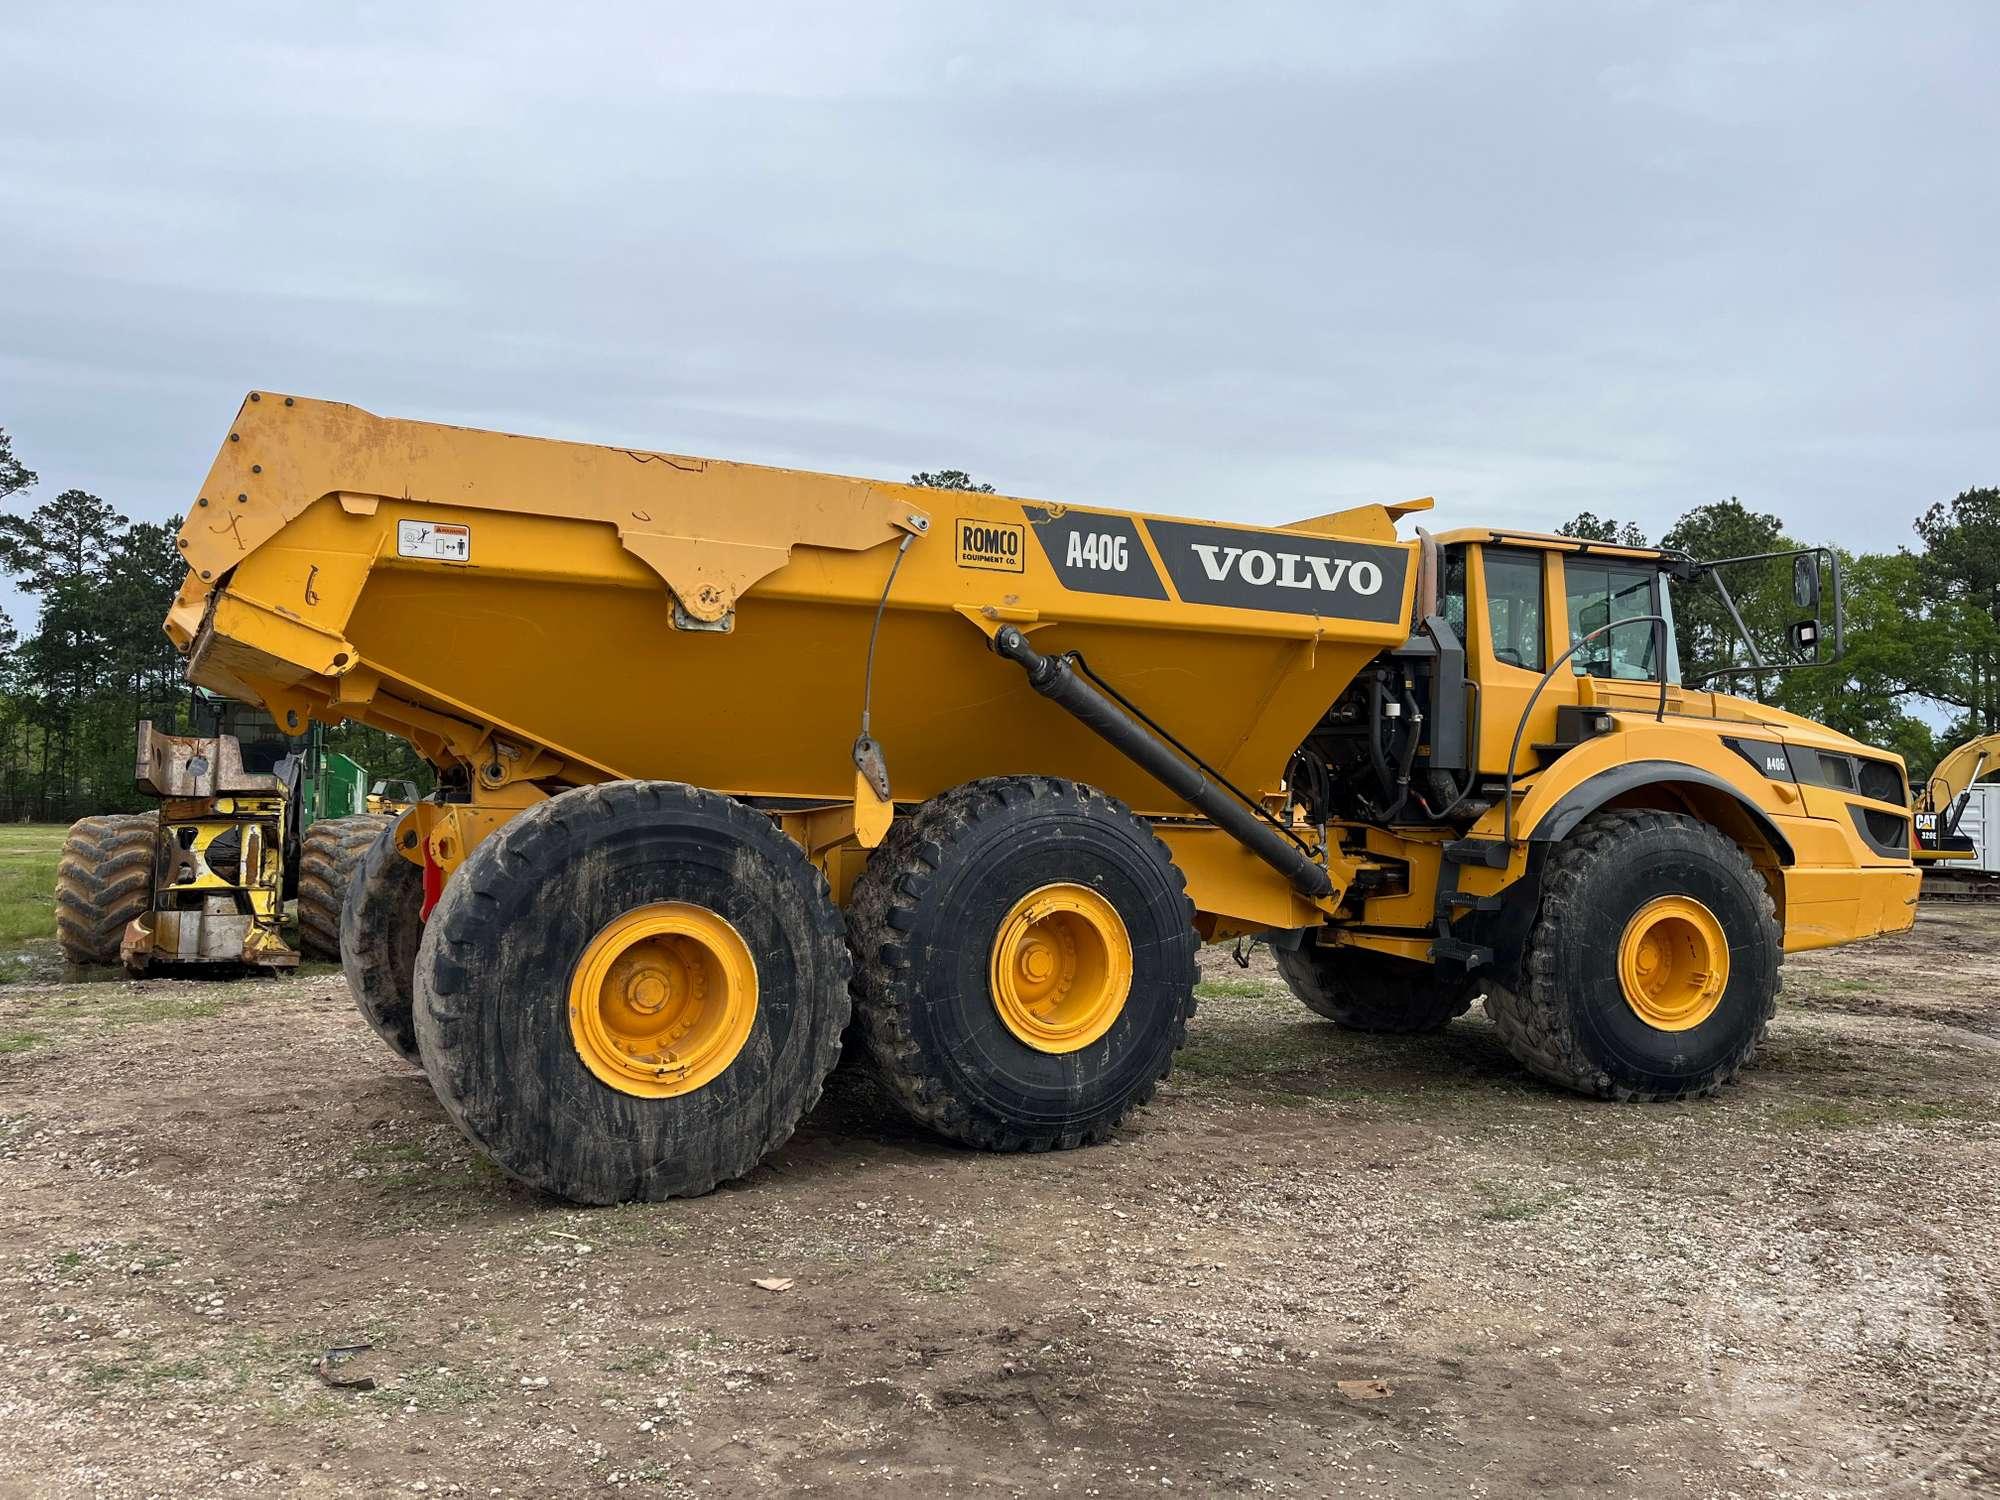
[[1275, 945, 1477, 1033], [55, 813, 158, 967], [413, 781, 850, 1204], [848, 776, 1198, 1151], [1486, 810, 1779, 1100]]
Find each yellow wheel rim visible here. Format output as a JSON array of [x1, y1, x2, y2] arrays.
[[1617, 894, 1729, 1031], [568, 903, 757, 1098], [989, 883, 1133, 1054]]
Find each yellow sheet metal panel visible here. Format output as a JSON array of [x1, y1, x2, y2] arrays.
[[1782, 866, 1921, 951], [175, 395, 1419, 821]]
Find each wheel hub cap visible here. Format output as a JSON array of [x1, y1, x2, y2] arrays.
[[1616, 894, 1729, 1031], [569, 903, 757, 1097], [989, 883, 1133, 1054]]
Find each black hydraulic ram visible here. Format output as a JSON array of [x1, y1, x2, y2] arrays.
[[991, 626, 1333, 900]]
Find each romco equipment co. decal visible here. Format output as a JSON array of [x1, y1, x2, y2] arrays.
[[954, 517, 1027, 573], [1144, 519, 1408, 622]]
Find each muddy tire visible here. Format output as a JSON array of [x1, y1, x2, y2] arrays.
[[298, 814, 392, 961], [1275, 945, 1477, 1032], [413, 780, 850, 1204], [1485, 809, 1780, 1100], [340, 820, 426, 1066], [55, 812, 158, 967], [848, 776, 1199, 1151]]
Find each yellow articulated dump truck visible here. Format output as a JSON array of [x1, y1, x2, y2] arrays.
[[163, 394, 1918, 1203]]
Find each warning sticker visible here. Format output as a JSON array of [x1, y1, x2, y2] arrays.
[[396, 520, 470, 562]]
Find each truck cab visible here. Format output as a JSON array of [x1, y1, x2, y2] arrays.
[[1353, 529, 1916, 954]]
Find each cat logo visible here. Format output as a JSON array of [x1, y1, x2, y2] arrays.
[[955, 518, 1026, 573]]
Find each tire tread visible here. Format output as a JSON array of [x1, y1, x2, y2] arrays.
[[1484, 809, 1780, 1101], [848, 775, 1199, 1151]]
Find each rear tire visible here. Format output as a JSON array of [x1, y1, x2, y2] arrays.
[[55, 813, 158, 967], [1275, 945, 1477, 1033], [1485, 809, 1779, 1100], [340, 820, 426, 1066], [848, 776, 1198, 1151], [298, 815, 391, 961], [413, 781, 850, 1204]]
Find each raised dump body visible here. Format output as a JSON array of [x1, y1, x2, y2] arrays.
[[168, 394, 1920, 1203]]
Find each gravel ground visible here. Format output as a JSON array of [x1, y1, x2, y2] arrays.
[[0, 905, 1995, 1498]]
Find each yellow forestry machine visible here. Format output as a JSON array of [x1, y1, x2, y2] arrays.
[[366, 779, 421, 816], [56, 693, 390, 971], [160, 393, 1918, 1202]]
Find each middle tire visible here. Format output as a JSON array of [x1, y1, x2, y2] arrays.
[[1274, 945, 1478, 1033], [340, 819, 426, 1066], [413, 780, 851, 1204], [849, 776, 1199, 1151]]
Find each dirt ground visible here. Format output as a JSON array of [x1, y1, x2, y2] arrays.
[[1, 906, 1996, 1499]]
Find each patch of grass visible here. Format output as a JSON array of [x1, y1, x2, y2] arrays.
[[1769, 1095, 1991, 1131], [369, 1362, 496, 1412], [1470, 1179, 1577, 1222], [607, 1332, 729, 1376], [361, 1143, 513, 1226], [0, 825, 65, 954], [1174, 1028, 1316, 1079], [219, 1329, 333, 1395], [1194, 978, 1281, 1000], [21, 987, 234, 1031], [569, 1200, 691, 1247], [0, 1029, 51, 1054], [905, 1238, 1002, 1298], [78, 1354, 207, 1393]]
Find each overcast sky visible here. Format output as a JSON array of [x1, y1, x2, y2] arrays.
[[3, 2, 1995, 629]]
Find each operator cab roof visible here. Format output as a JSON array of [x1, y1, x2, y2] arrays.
[[1430, 527, 1673, 564]]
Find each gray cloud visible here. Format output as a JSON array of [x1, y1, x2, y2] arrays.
[[3, 2, 1995, 629]]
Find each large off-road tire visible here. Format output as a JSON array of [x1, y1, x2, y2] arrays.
[[55, 812, 158, 967], [298, 814, 392, 961], [340, 820, 426, 1066], [848, 776, 1199, 1152], [413, 781, 851, 1204], [1275, 944, 1478, 1033], [1485, 809, 1780, 1100]]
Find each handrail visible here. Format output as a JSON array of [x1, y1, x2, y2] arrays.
[[1501, 614, 1669, 846]]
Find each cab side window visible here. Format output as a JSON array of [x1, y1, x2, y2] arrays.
[[1440, 545, 1468, 643], [1482, 550, 1545, 671], [1566, 561, 1663, 680]]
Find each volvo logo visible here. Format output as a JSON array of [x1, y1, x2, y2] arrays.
[[1148, 519, 1407, 623], [1187, 543, 1384, 596]]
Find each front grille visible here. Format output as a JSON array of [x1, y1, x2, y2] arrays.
[[1855, 757, 1906, 806]]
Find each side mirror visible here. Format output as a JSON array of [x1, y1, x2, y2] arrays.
[[1793, 554, 1820, 610], [1789, 619, 1821, 660]]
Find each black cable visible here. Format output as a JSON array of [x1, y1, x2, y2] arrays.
[[857, 534, 914, 739]]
